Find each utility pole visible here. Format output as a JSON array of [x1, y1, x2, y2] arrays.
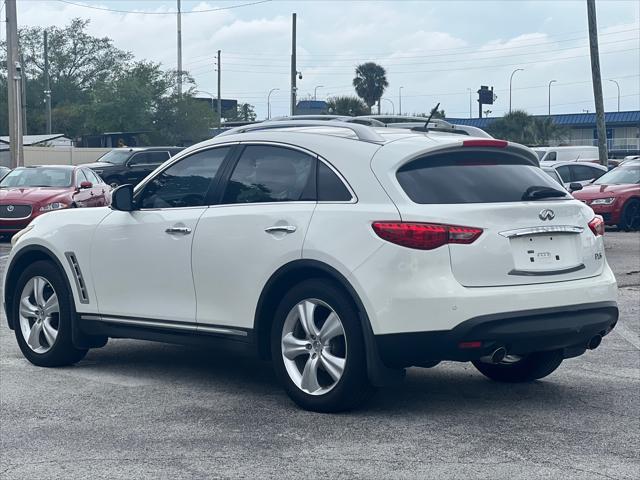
[[548, 79, 557, 116], [6, 0, 23, 168], [467, 88, 472, 118], [176, 0, 183, 95], [290, 13, 297, 116], [44, 30, 52, 134], [217, 50, 222, 128], [587, 0, 608, 167], [20, 53, 27, 135]]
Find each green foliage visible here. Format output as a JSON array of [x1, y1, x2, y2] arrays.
[[353, 62, 388, 111], [486, 110, 568, 145], [226, 103, 257, 122], [0, 19, 215, 145], [414, 106, 446, 119], [326, 96, 369, 116]]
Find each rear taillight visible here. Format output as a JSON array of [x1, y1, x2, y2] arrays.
[[372, 222, 483, 250], [588, 216, 605, 236]]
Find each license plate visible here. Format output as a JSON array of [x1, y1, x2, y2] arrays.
[[510, 233, 581, 272]]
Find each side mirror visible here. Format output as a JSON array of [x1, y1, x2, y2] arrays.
[[79, 181, 93, 189], [569, 182, 583, 192], [111, 184, 136, 211]]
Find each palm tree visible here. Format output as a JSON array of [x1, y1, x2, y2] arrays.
[[326, 96, 369, 116], [486, 110, 537, 145], [531, 116, 568, 146], [353, 62, 388, 114]]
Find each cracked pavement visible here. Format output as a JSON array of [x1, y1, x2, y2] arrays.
[[1, 231, 639, 479]]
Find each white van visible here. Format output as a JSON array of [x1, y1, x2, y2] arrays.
[[534, 146, 599, 163]]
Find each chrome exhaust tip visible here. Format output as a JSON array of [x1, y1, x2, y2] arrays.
[[587, 334, 602, 350], [480, 347, 507, 364]]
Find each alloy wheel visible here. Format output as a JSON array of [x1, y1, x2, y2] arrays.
[[623, 200, 640, 231], [281, 298, 347, 395], [18, 276, 60, 354]]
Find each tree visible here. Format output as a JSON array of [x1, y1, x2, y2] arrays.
[[486, 110, 569, 145], [353, 62, 388, 113], [226, 103, 256, 122], [327, 96, 369, 116], [415, 106, 446, 119]]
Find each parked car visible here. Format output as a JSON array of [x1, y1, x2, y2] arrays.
[[3, 121, 618, 412], [540, 161, 607, 189], [0, 166, 11, 180], [85, 147, 184, 188], [535, 146, 621, 169], [572, 162, 640, 230], [0, 165, 110, 235], [541, 166, 564, 186]]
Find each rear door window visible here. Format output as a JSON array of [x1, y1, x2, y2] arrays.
[[396, 151, 569, 204], [317, 162, 352, 201], [556, 165, 571, 182], [572, 165, 604, 181], [222, 146, 315, 204]]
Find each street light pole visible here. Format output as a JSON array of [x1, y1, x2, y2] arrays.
[[608, 79, 620, 112], [548, 80, 557, 116], [509, 68, 524, 113], [467, 88, 472, 118], [267, 88, 279, 119], [382, 98, 395, 115], [398, 86, 403, 115], [314, 85, 324, 101]]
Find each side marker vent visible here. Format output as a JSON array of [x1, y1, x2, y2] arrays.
[[65, 252, 89, 304]]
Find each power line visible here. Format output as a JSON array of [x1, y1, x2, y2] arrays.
[[220, 26, 638, 60], [56, 0, 271, 15]]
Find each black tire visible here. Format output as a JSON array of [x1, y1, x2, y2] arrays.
[[472, 350, 563, 383], [13, 260, 87, 367], [618, 198, 640, 231], [271, 278, 375, 412]]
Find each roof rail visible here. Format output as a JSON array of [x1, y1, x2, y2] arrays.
[[217, 120, 386, 144], [426, 118, 455, 130]]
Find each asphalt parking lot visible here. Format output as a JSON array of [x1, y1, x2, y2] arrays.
[[0, 232, 638, 480]]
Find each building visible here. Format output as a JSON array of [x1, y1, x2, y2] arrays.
[[447, 110, 640, 155]]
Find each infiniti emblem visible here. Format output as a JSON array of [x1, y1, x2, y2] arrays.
[[6, 205, 14, 212], [539, 209, 555, 221]]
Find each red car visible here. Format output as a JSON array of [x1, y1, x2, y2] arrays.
[[0, 165, 110, 235], [573, 161, 640, 231]]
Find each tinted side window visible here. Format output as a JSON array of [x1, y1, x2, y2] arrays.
[[223, 146, 314, 204], [139, 147, 229, 209], [396, 151, 569, 204], [317, 162, 352, 201], [75, 169, 88, 187], [572, 165, 603, 181], [556, 165, 571, 182], [130, 151, 170, 165]]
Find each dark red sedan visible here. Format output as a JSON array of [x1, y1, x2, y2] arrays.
[[0, 165, 110, 234], [573, 162, 640, 231]]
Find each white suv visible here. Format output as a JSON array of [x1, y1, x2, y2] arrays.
[[3, 121, 619, 412]]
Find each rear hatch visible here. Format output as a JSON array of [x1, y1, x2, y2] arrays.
[[382, 143, 604, 287]]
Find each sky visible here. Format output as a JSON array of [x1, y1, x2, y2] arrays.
[[8, 0, 640, 119]]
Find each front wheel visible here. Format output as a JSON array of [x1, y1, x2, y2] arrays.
[[618, 198, 640, 231], [472, 351, 563, 383], [271, 279, 374, 412], [13, 261, 87, 367]]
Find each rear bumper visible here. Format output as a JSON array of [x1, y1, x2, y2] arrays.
[[376, 301, 618, 368]]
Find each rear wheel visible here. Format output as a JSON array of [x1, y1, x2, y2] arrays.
[[271, 279, 374, 412], [13, 261, 87, 367], [618, 198, 640, 231], [472, 351, 563, 383]]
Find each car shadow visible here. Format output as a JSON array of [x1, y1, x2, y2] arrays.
[[69, 339, 591, 416]]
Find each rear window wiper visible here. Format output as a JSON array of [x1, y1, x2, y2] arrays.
[[522, 185, 568, 201]]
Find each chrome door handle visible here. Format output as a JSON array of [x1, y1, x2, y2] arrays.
[[265, 225, 297, 234], [165, 226, 192, 235]]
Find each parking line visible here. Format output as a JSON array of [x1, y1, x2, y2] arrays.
[[614, 323, 640, 349]]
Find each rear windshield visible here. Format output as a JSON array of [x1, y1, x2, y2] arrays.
[[396, 151, 569, 204]]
